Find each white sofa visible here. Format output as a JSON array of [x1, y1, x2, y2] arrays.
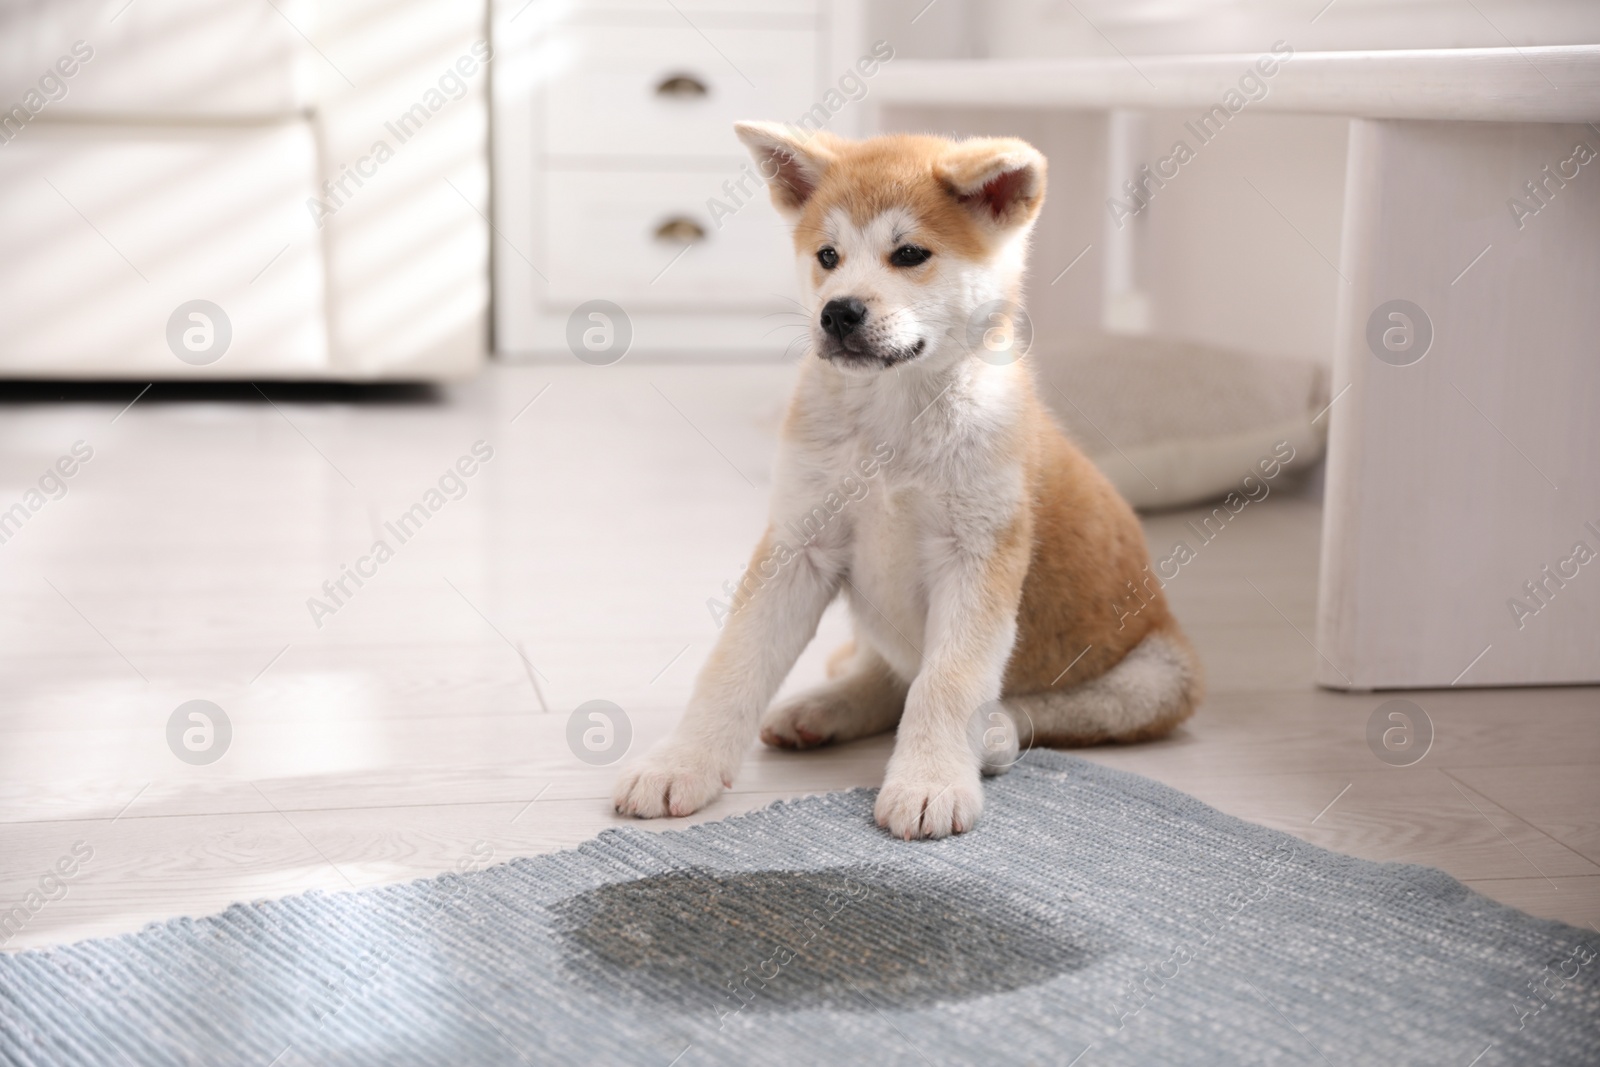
[[0, 0, 488, 380]]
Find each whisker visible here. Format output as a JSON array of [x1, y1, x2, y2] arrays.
[[769, 293, 813, 314], [762, 323, 810, 339]]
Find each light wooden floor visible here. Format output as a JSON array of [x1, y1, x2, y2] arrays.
[[1, 364, 1595, 952]]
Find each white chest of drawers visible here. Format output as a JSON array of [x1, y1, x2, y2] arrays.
[[491, 0, 866, 360]]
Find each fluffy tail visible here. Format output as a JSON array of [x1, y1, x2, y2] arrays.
[[1004, 627, 1202, 750]]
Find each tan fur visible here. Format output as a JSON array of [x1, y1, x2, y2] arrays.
[[1002, 394, 1202, 741], [824, 639, 857, 680], [785, 132, 1045, 274]]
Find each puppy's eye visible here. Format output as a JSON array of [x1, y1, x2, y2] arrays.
[[817, 247, 839, 270], [889, 245, 932, 268]]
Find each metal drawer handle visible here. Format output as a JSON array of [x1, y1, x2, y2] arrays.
[[654, 217, 706, 244], [655, 73, 708, 98]]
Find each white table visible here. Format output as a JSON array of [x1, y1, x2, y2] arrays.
[[873, 46, 1600, 688]]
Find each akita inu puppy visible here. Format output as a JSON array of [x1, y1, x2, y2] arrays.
[[614, 123, 1202, 839]]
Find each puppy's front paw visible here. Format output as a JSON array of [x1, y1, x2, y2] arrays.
[[874, 763, 983, 840], [613, 748, 728, 819]]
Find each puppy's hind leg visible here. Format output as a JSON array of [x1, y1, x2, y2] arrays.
[[760, 640, 908, 750]]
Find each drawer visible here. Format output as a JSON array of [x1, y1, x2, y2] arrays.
[[542, 26, 820, 157], [0, 0, 309, 116], [543, 171, 800, 309], [0, 123, 329, 374]]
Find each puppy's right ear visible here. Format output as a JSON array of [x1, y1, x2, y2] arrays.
[[734, 122, 835, 217]]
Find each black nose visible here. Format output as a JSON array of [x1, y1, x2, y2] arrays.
[[819, 298, 867, 340]]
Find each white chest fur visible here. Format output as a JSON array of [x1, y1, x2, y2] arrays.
[[770, 357, 1031, 681]]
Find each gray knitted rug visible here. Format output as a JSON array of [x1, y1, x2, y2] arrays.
[[2, 753, 1596, 1066]]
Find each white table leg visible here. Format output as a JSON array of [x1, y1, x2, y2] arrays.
[[1316, 117, 1600, 688]]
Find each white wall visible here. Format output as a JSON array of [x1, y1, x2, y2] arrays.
[[1135, 110, 1349, 365]]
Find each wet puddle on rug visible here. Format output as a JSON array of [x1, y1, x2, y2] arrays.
[[553, 865, 1102, 1014]]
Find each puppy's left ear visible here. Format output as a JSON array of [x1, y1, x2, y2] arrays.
[[936, 138, 1047, 231]]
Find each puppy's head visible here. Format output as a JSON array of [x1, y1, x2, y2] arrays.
[[735, 123, 1045, 372]]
